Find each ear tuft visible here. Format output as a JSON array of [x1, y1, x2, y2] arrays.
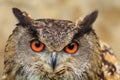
[[74, 10, 98, 38], [80, 10, 98, 27], [12, 8, 24, 23], [12, 8, 33, 26]]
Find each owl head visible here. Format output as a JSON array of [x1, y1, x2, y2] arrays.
[[4, 8, 101, 80]]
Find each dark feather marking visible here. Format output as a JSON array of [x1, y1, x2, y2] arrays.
[[99, 72, 105, 79], [101, 54, 117, 75], [15, 66, 24, 76], [27, 25, 39, 38]]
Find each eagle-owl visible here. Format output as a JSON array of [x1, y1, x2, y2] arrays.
[[2, 8, 120, 80]]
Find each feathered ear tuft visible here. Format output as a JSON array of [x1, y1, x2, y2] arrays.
[[79, 10, 98, 27], [74, 10, 98, 38], [75, 10, 98, 37], [12, 8, 33, 26]]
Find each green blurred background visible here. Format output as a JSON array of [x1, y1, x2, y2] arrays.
[[0, 0, 120, 78]]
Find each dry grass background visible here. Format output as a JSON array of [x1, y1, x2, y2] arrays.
[[0, 0, 120, 78]]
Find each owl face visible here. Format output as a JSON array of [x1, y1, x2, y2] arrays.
[[4, 8, 102, 80]]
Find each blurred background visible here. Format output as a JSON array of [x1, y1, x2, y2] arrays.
[[0, 0, 120, 78]]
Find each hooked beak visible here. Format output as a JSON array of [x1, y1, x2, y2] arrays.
[[51, 52, 57, 71]]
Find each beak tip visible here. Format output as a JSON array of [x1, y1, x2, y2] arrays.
[[51, 52, 57, 71]]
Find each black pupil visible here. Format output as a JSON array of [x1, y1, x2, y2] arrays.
[[68, 43, 75, 50], [35, 41, 41, 47]]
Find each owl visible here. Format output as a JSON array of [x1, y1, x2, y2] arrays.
[[2, 8, 120, 80]]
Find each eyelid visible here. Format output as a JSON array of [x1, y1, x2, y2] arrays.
[[29, 38, 37, 42]]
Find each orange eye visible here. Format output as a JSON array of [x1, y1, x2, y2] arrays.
[[30, 39, 45, 52], [64, 42, 78, 54]]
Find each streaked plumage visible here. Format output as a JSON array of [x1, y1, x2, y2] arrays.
[[2, 8, 120, 80]]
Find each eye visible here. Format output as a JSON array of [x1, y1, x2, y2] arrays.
[[64, 42, 79, 54], [30, 39, 45, 52]]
